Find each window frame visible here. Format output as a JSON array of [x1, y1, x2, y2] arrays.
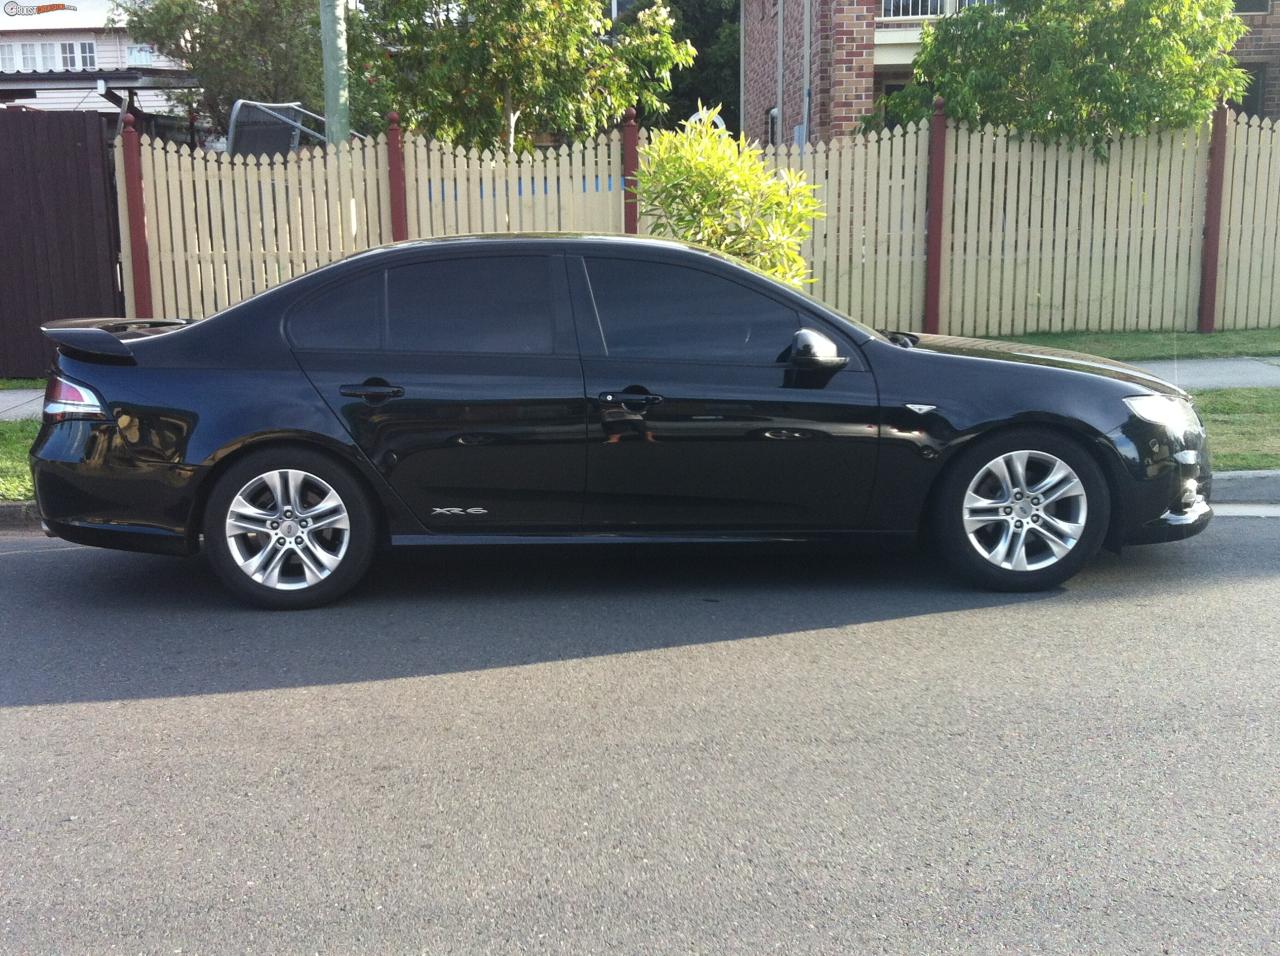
[[78, 41, 96, 69], [572, 252, 864, 371], [0, 44, 15, 72], [39, 42, 58, 71], [19, 43, 36, 71]]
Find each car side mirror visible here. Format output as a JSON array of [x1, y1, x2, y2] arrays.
[[788, 328, 849, 369]]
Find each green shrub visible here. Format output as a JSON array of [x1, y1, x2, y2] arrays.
[[635, 106, 822, 286]]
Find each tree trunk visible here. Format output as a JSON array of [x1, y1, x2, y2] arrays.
[[502, 83, 519, 156]]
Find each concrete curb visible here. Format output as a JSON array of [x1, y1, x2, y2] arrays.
[[1, 470, 1277, 533], [1212, 469, 1280, 504], [0, 501, 41, 532]]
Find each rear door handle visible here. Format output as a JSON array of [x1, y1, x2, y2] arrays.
[[339, 381, 404, 402], [599, 391, 663, 406]]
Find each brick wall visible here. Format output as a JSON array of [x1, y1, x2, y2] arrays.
[[742, 0, 878, 143], [1235, 7, 1280, 119]]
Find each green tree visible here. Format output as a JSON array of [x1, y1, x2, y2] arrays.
[[636, 107, 822, 285], [353, 0, 696, 151], [624, 0, 740, 132], [117, 0, 325, 132], [879, 0, 1247, 153]]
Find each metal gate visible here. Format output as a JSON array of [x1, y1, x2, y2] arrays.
[[0, 110, 123, 377]]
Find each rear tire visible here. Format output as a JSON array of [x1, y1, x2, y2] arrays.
[[933, 428, 1110, 592], [204, 447, 377, 609]]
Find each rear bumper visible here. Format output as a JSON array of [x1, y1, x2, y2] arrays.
[[30, 419, 202, 557]]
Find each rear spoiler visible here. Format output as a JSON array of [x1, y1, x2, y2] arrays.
[[41, 317, 191, 364]]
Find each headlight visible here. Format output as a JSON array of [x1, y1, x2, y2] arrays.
[[1124, 395, 1202, 434]]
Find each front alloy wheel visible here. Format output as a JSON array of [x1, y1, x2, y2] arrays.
[[962, 450, 1087, 572], [935, 429, 1109, 592]]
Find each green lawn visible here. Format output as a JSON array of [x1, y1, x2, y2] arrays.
[[1193, 388, 1280, 472], [1005, 328, 1280, 362], [0, 378, 44, 390], [0, 421, 38, 502]]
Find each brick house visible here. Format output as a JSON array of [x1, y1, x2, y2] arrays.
[[741, 0, 1280, 146]]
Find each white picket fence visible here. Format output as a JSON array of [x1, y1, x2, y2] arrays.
[[119, 111, 1280, 334]]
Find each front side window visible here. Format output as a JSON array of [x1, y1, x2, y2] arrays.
[[584, 257, 800, 364], [287, 269, 383, 351], [386, 256, 556, 354], [79, 41, 95, 69]]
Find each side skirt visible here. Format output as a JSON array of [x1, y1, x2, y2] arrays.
[[389, 530, 916, 548]]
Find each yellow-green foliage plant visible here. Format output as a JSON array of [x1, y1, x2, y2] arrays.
[[635, 106, 822, 286]]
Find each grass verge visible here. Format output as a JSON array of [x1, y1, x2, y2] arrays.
[[1193, 388, 1280, 472], [0, 378, 44, 390], [0, 421, 38, 502], [1005, 328, 1280, 362]]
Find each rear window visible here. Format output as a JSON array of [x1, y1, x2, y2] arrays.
[[386, 256, 556, 354], [287, 270, 382, 351]]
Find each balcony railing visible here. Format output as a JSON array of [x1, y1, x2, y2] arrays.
[[880, 0, 995, 20]]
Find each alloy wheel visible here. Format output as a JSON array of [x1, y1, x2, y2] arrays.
[[961, 450, 1088, 572], [223, 469, 351, 590]]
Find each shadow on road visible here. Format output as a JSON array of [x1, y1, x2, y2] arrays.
[[7, 518, 1270, 707], [0, 538, 1074, 706]]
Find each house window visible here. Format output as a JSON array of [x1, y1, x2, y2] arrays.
[[1236, 0, 1269, 12], [79, 42, 96, 69], [40, 42, 58, 71], [1233, 64, 1266, 117], [127, 44, 154, 66], [59, 42, 76, 70], [0, 45, 14, 73], [20, 43, 36, 71]]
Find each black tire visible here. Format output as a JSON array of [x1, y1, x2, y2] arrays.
[[203, 446, 377, 609], [933, 428, 1111, 592]]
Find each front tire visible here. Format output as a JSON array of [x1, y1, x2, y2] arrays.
[[934, 428, 1110, 592], [204, 447, 377, 609]]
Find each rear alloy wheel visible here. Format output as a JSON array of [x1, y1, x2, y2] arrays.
[[205, 448, 376, 609], [935, 430, 1109, 591]]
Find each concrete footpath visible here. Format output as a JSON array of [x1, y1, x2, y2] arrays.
[[0, 388, 41, 421], [1137, 355, 1280, 390]]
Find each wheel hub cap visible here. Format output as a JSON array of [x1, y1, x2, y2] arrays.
[[962, 450, 1088, 572], [224, 469, 350, 591]]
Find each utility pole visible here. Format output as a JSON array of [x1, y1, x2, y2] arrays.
[[319, 0, 350, 144]]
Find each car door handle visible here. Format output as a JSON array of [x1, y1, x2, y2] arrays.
[[599, 391, 663, 406], [339, 381, 404, 402]]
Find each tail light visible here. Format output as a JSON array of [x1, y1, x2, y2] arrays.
[[43, 374, 108, 423]]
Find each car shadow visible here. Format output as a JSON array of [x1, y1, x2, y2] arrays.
[[0, 537, 1198, 707]]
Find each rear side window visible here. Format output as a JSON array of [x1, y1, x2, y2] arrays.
[[387, 256, 556, 354], [584, 257, 800, 363], [287, 269, 382, 351]]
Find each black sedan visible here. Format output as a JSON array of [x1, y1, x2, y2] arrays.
[[30, 235, 1212, 608]]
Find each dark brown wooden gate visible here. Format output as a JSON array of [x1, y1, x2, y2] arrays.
[[0, 110, 123, 378]]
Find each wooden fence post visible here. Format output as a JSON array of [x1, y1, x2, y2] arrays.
[[622, 107, 639, 235], [120, 114, 153, 318], [923, 96, 947, 336], [386, 111, 409, 242], [1197, 103, 1229, 334]]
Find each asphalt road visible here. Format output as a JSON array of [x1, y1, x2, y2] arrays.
[[1, 518, 1278, 954]]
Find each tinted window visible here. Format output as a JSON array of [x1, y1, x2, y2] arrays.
[[387, 256, 556, 354], [288, 269, 382, 350], [585, 257, 799, 363]]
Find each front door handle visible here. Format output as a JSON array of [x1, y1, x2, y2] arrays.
[[339, 380, 405, 403], [599, 391, 663, 406]]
